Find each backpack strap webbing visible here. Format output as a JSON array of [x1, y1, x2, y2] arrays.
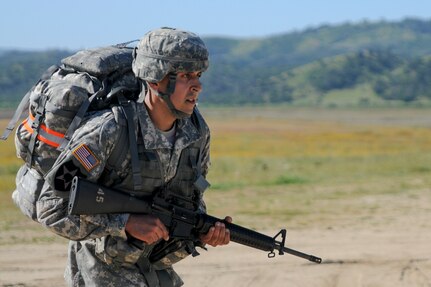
[[26, 95, 48, 166], [117, 95, 143, 192], [1, 65, 59, 141]]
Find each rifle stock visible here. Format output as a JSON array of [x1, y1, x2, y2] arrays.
[[68, 177, 322, 263]]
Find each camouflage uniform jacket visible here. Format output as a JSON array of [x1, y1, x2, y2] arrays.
[[37, 100, 210, 287]]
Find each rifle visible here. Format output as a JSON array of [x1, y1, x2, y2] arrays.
[[68, 176, 322, 263]]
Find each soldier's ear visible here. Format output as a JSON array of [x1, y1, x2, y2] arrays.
[[148, 82, 159, 89]]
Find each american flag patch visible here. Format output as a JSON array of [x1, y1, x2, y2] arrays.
[[72, 144, 100, 172]]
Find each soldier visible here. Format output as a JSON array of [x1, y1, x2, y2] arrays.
[[37, 27, 231, 287]]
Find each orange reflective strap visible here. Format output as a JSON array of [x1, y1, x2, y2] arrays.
[[28, 113, 66, 138], [36, 134, 61, 148], [22, 114, 65, 148]]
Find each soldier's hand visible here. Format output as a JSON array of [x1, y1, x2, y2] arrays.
[[125, 214, 169, 244], [200, 216, 232, 247]]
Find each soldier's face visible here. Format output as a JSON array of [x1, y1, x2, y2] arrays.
[[164, 71, 203, 115]]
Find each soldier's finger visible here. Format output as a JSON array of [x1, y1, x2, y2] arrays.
[[223, 228, 230, 245], [213, 222, 226, 245], [159, 226, 170, 241], [151, 225, 167, 242], [154, 218, 170, 241], [224, 216, 233, 224], [203, 226, 215, 242], [211, 222, 223, 243], [144, 233, 157, 245]]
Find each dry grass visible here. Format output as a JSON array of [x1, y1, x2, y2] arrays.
[[201, 107, 431, 229], [1, 107, 431, 242]]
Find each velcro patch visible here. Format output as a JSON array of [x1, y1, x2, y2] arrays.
[[72, 144, 100, 172]]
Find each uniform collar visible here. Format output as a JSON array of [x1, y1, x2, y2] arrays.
[[137, 102, 201, 150]]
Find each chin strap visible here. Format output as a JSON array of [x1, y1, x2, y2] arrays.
[[158, 73, 191, 120]]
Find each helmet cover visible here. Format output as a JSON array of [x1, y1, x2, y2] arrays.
[[132, 27, 209, 82]]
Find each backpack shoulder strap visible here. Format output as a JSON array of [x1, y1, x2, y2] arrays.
[[118, 96, 142, 191], [102, 98, 142, 191]]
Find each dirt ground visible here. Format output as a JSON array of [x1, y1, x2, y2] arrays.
[[1, 109, 430, 286], [1, 222, 430, 287]]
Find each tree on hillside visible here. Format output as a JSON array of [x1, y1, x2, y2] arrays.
[[309, 49, 402, 92]]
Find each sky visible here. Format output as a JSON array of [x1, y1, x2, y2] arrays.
[[1, 0, 431, 51]]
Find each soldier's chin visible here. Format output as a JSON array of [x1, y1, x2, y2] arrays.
[[182, 103, 196, 114], [172, 108, 193, 119]]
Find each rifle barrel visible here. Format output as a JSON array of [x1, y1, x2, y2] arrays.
[[282, 246, 322, 263]]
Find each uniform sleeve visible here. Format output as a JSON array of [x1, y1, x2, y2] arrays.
[[37, 110, 129, 241], [198, 127, 211, 214]]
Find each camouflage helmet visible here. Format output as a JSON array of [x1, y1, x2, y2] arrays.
[[132, 27, 209, 82]]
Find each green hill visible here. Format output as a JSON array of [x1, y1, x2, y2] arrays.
[[0, 50, 71, 108], [2, 18, 431, 108]]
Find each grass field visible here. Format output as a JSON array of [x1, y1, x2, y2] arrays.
[[1, 107, 431, 243]]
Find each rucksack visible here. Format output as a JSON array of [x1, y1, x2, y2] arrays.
[[1, 43, 141, 221]]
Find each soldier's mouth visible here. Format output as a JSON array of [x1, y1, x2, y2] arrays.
[[186, 98, 197, 104]]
